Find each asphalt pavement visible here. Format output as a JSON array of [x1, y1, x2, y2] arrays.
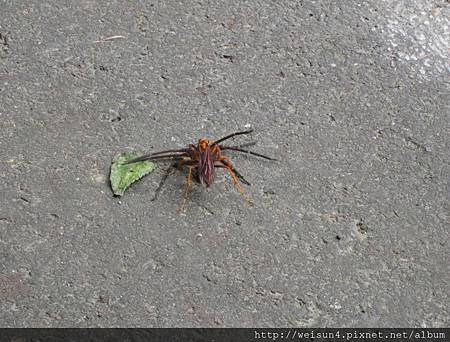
[[1, 0, 449, 327]]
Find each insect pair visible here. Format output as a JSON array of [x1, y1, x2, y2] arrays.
[[124, 129, 276, 210]]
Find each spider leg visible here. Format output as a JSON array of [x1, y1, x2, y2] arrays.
[[122, 153, 188, 164], [211, 129, 254, 146], [218, 156, 253, 205], [221, 147, 277, 161], [220, 141, 257, 150], [150, 148, 189, 156]]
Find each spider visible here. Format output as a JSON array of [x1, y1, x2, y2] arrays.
[[123, 129, 276, 209]]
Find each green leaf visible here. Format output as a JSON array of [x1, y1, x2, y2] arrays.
[[110, 152, 157, 196]]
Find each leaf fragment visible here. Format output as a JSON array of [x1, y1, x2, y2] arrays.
[[110, 152, 156, 196]]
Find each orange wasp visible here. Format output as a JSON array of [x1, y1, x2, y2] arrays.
[[124, 129, 276, 208]]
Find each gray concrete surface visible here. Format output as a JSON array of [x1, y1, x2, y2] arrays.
[[1, 0, 449, 327]]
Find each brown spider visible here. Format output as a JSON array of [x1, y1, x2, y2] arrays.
[[124, 129, 276, 209]]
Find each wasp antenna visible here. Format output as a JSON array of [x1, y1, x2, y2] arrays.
[[212, 130, 255, 146]]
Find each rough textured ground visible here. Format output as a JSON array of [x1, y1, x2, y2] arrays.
[[1, 0, 449, 327]]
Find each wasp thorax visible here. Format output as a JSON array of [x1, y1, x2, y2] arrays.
[[198, 138, 209, 150]]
